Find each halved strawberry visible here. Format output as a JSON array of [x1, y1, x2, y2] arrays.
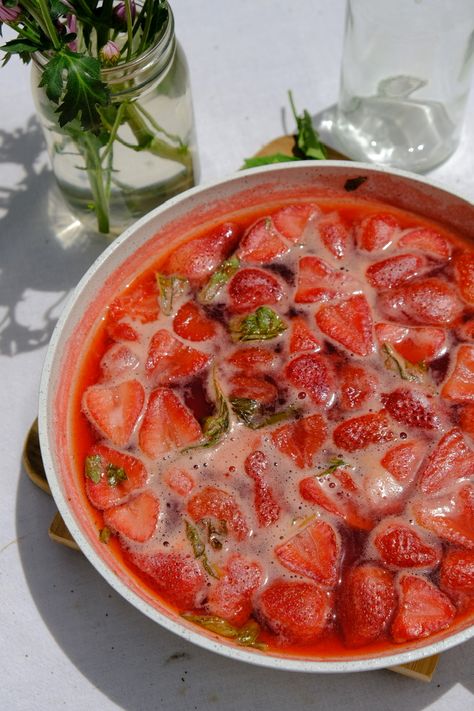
[[459, 403, 474, 439], [454, 251, 474, 305], [244, 450, 280, 527], [207, 553, 263, 626], [338, 564, 396, 647], [271, 414, 327, 468], [229, 374, 278, 405], [333, 410, 394, 452], [315, 294, 374, 356], [238, 217, 289, 263], [100, 344, 141, 381], [439, 549, 474, 593], [441, 345, 474, 403], [227, 346, 276, 371], [108, 274, 159, 324], [362, 468, 407, 517], [355, 212, 399, 252], [380, 440, 427, 483], [138, 387, 202, 458], [412, 483, 474, 549], [187, 486, 248, 540], [371, 520, 441, 570], [455, 318, 474, 342], [162, 466, 195, 496], [162, 222, 241, 285], [173, 301, 217, 341], [381, 388, 440, 431], [366, 254, 426, 290], [272, 203, 316, 241], [228, 267, 283, 313], [375, 322, 446, 364], [338, 364, 377, 411], [275, 519, 340, 586], [82, 379, 145, 447], [316, 212, 351, 260], [84, 444, 148, 510], [257, 580, 332, 643], [300, 470, 373, 530], [288, 317, 322, 354], [398, 228, 452, 260], [106, 321, 139, 342], [294, 256, 358, 304], [103, 490, 159, 542], [145, 329, 210, 384], [285, 353, 335, 406], [390, 574, 456, 643], [378, 277, 464, 327], [417, 428, 474, 494]]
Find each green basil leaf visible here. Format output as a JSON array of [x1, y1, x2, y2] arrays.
[[106, 464, 127, 487], [317, 457, 348, 478], [230, 397, 297, 430], [85, 454, 102, 484], [199, 255, 240, 303], [185, 521, 219, 579], [289, 90, 327, 160], [182, 614, 267, 650], [157, 273, 188, 315], [242, 154, 300, 169], [99, 526, 111, 544], [230, 307, 287, 342], [200, 372, 230, 447], [382, 343, 426, 382]]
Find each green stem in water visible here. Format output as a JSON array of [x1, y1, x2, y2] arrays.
[[80, 134, 110, 234]]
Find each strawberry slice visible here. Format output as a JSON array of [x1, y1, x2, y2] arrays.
[[84, 444, 148, 510], [378, 277, 464, 327], [456, 318, 474, 342], [227, 347, 276, 371], [441, 345, 474, 403], [459, 403, 474, 439], [187, 486, 248, 540], [316, 212, 351, 260], [126, 550, 207, 609], [106, 321, 138, 342], [271, 414, 327, 468], [294, 256, 358, 304], [338, 564, 396, 647], [285, 353, 335, 406], [138, 387, 202, 458], [108, 274, 159, 324], [315, 294, 374, 356], [333, 410, 394, 452], [417, 428, 474, 494], [244, 450, 280, 527], [363, 468, 407, 517], [229, 374, 278, 405], [454, 251, 474, 305], [228, 267, 283, 313], [412, 484, 474, 549], [162, 222, 241, 285], [390, 574, 456, 643], [355, 212, 399, 252], [103, 490, 159, 542], [289, 317, 322, 354], [272, 203, 316, 240], [100, 344, 140, 381], [275, 519, 341, 586], [238, 217, 289, 263], [173, 301, 217, 341], [439, 549, 474, 593], [380, 440, 427, 483], [207, 553, 263, 626], [145, 329, 210, 384], [381, 388, 440, 431], [398, 228, 452, 260], [371, 520, 441, 570], [338, 364, 377, 411], [375, 322, 446, 364], [366, 253, 426, 290], [163, 466, 196, 496], [300, 470, 373, 530], [257, 580, 332, 643], [82, 379, 145, 447]]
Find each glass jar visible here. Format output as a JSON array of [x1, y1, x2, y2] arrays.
[[31, 3, 198, 236]]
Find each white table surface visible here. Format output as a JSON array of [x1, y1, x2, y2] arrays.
[[1, 2, 474, 710]]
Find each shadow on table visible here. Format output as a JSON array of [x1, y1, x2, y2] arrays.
[[16, 468, 474, 711], [0, 116, 110, 357]]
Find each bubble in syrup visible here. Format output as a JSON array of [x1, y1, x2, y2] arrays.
[[298, 391, 307, 400], [400, 432, 407, 439]]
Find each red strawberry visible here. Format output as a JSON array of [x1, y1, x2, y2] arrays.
[[106, 321, 139, 342], [207, 553, 263, 626], [375, 322, 446, 363], [145, 329, 210, 384], [244, 450, 280, 527], [459, 403, 474, 439], [108, 275, 159, 324], [454, 251, 474, 305], [103, 490, 159, 542], [294, 255, 358, 304], [227, 346, 276, 371], [162, 222, 241, 285], [439, 549, 474, 593], [338, 364, 377, 410], [187, 486, 248, 540], [378, 277, 464, 326], [418, 428, 474, 494], [441, 345, 474, 403], [363, 468, 407, 517], [371, 520, 441, 570], [355, 212, 399, 252], [271, 414, 327, 468], [398, 228, 452, 260], [100, 344, 140, 381], [366, 254, 426, 290], [228, 267, 283, 313], [455, 318, 474, 342], [163, 466, 195, 496], [173, 301, 217, 341], [275, 519, 341, 586], [257, 580, 332, 643], [390, 574, 456, 643], [238, 217, 289, 263], [380, 440, 426, 483], [285, 353, 335, 406], [381, 388, 440, 430], [272, 203, 316, 240], [338, 564, 396, 647], [315, 294, 374, 356], [84, 444, 147, 510], [229, 374, 278, 405], [300, 470, 373, 530], [412, 483, 474, 549], [333, 410, 394, 452], [139, 387, 202, 458], [82, 379, 145, 447], [288, 317, 322, 354], [126, 550, 207, 608], [316, 212, 351, 260]]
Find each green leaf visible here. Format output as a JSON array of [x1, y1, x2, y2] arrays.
[[317, 457, 348, 478], [85, 454, 102, 484], [230, 397, 297, 430], [203, 519, 227, 550], [0, 38, 43, 59], [106, 463, 127, 487], [185, 521, 219, 579], [157, 273, 188, 316], [382, 343, 426, 383], [242, 153, 300, 169], [198, 255, 240, 303], [230, 307, 287, 342], [289, 90, 327, 160], [181, 614, 267, 650], [99, 526, 111, 544], [200, 372, 230, 447]]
